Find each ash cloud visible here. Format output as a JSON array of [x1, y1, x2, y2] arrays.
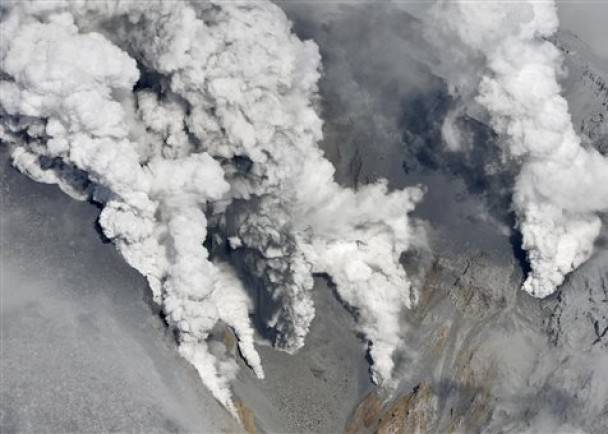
[[279, 1, 521, 239], [428, 0, 608, 297], [0, 0, 423, 410]]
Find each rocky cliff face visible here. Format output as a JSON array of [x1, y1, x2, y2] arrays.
[[342, 251, 607, 433], [554, 30, 608, 156], [339, 29, 608, 434]]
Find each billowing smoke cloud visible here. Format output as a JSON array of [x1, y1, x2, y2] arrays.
[[0, 0, 422, 411], [430, 0, 608, 297]]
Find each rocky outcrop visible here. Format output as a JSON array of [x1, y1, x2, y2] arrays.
[[346, 384, 437, 434], [235, 401, 258, 434], [544, 249, 608, 349], [376, 384, 437, 434], [346, 392, 384, 434]]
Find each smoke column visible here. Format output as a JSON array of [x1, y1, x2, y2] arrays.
[[0, 0, 422, 411], [431, 0, 608, 298]]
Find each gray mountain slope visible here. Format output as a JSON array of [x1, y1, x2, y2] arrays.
[[0, 150, 241, 434]]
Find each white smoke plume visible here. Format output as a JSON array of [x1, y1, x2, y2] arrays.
[[431, 0, 608, 298], [0, 0, 422, 410]]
